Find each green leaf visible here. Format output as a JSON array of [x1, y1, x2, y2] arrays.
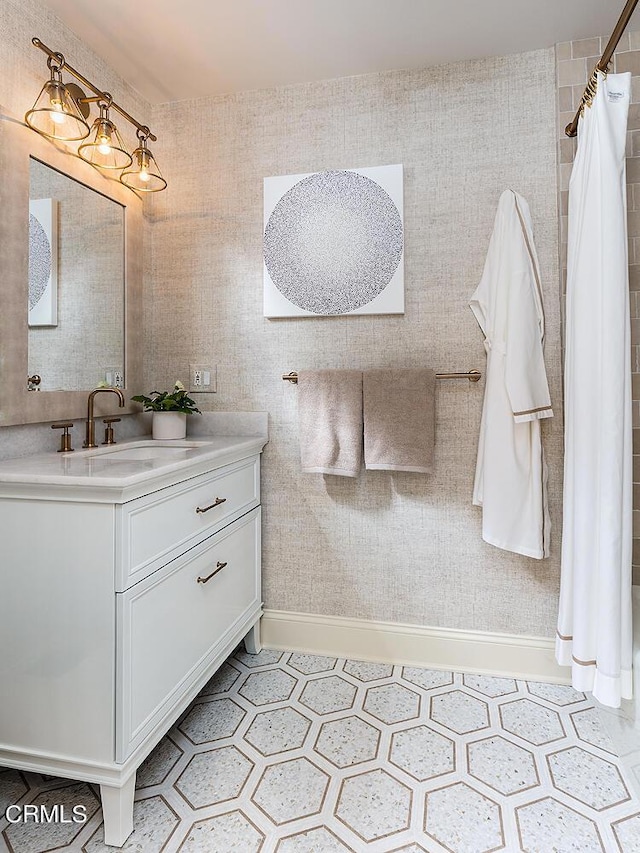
[[131, 385, 202, 415]]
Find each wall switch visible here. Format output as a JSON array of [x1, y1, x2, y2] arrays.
[[190, 364, 217, 393]]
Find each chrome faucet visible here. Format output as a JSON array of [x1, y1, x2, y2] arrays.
[[84, 388, 125, 448]]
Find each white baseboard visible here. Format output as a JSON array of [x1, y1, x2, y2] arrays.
[[262, 609, 570, 684]]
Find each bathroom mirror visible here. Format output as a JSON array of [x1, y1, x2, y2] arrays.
[[0, 109, 143, 426], [28, 158, 125, 392]]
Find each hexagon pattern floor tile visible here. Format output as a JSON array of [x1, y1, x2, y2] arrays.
[[2, 648, 640, 853], [335, 769, 412, 842], [314, 716, 380, 768], [402, 667, 453, 691], [174, 746, 254, 809], [424, 782, 504, 851]]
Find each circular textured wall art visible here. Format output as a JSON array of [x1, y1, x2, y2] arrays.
[[264, 170, 403, 315], [28, 213, 52, 309]]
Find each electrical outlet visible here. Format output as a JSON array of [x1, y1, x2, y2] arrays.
[[104, 369, 124, 388], [190, 364, 217, 393]]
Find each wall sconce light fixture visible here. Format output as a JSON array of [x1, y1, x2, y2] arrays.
[[24, 54, 90, 141], [121, 129, 167, 192], [78, 98, 132, 170], [25, 37, 166, 192]]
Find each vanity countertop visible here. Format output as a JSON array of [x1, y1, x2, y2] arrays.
[[0, 435, 268, 503]]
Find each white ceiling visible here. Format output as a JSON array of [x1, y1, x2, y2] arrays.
[[41, 0, 640, 104]]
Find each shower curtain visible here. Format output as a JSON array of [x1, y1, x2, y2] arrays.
[[556, 70, 633, 708]]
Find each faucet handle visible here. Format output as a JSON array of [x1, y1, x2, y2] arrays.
[[51, 421, 74, 453], [102, 416, 121, 446]]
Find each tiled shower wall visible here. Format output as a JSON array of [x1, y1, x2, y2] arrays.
[[556, 32, 640, 585]]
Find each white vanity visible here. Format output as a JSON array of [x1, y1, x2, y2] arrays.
[[0, 433, 267, 846]]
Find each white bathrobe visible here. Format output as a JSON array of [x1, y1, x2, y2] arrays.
[[470, 190, 553, 560]]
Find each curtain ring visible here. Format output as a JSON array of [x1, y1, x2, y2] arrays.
[[580, 66, 601, 114]]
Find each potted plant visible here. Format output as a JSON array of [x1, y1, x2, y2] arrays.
[[132, 381, 201, 440]]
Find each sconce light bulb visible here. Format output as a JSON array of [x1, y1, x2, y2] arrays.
[[97, 127, 112, 154], [49, 98, 65, 123], [95, 117, 114, 155], [140, 168, 150, 182]]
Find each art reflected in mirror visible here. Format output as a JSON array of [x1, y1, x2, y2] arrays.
[[28, 198, 58, 327], [27, 158, 125, 392]]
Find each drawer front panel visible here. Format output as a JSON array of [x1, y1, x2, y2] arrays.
[[117, 508, 261, 760], [117, 456, 259, 590]]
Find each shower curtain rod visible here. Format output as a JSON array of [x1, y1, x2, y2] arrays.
[[565, 0, 639, 137]]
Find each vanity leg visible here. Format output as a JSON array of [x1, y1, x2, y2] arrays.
[[100, 773, 136, 847], [244, 620, 262, 655]]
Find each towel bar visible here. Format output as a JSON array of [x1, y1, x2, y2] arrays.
[[282, 370, 481, 384]]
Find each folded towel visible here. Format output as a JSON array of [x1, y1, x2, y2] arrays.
[[298, 370, 363, 477], [363, 369, 436, 472]]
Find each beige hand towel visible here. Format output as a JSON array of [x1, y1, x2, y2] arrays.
[[298, 370, 363, 477], [363, 369, 436, 473]]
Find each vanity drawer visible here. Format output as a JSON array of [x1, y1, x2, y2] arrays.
[[116, 507, 261, 761], [116, 455, 259, 590]]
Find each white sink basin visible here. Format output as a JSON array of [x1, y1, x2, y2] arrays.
[[94, 441, 211, 461], [98, 446, 198, 461]]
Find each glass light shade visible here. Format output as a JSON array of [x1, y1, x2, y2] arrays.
[[78, 114, 132, 170], [25, 77, 90, 141], [120, 143, 167, 192]]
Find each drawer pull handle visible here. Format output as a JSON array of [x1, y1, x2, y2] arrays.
[[197, 561, 228, 584], [196, 497, 227, 514]]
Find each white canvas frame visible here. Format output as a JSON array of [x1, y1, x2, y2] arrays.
[[28, 197, 58, 327], [264, 164, 404, 318]]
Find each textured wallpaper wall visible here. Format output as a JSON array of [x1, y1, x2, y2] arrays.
[[147, 48, 562, 637]]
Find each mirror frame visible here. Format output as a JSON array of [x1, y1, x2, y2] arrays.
[[0, 110, 143, 426]]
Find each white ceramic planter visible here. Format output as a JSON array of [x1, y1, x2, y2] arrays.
[[152, 411, 187, 440]]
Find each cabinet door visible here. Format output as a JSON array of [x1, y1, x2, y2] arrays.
[[116, 508, 261, 761]]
